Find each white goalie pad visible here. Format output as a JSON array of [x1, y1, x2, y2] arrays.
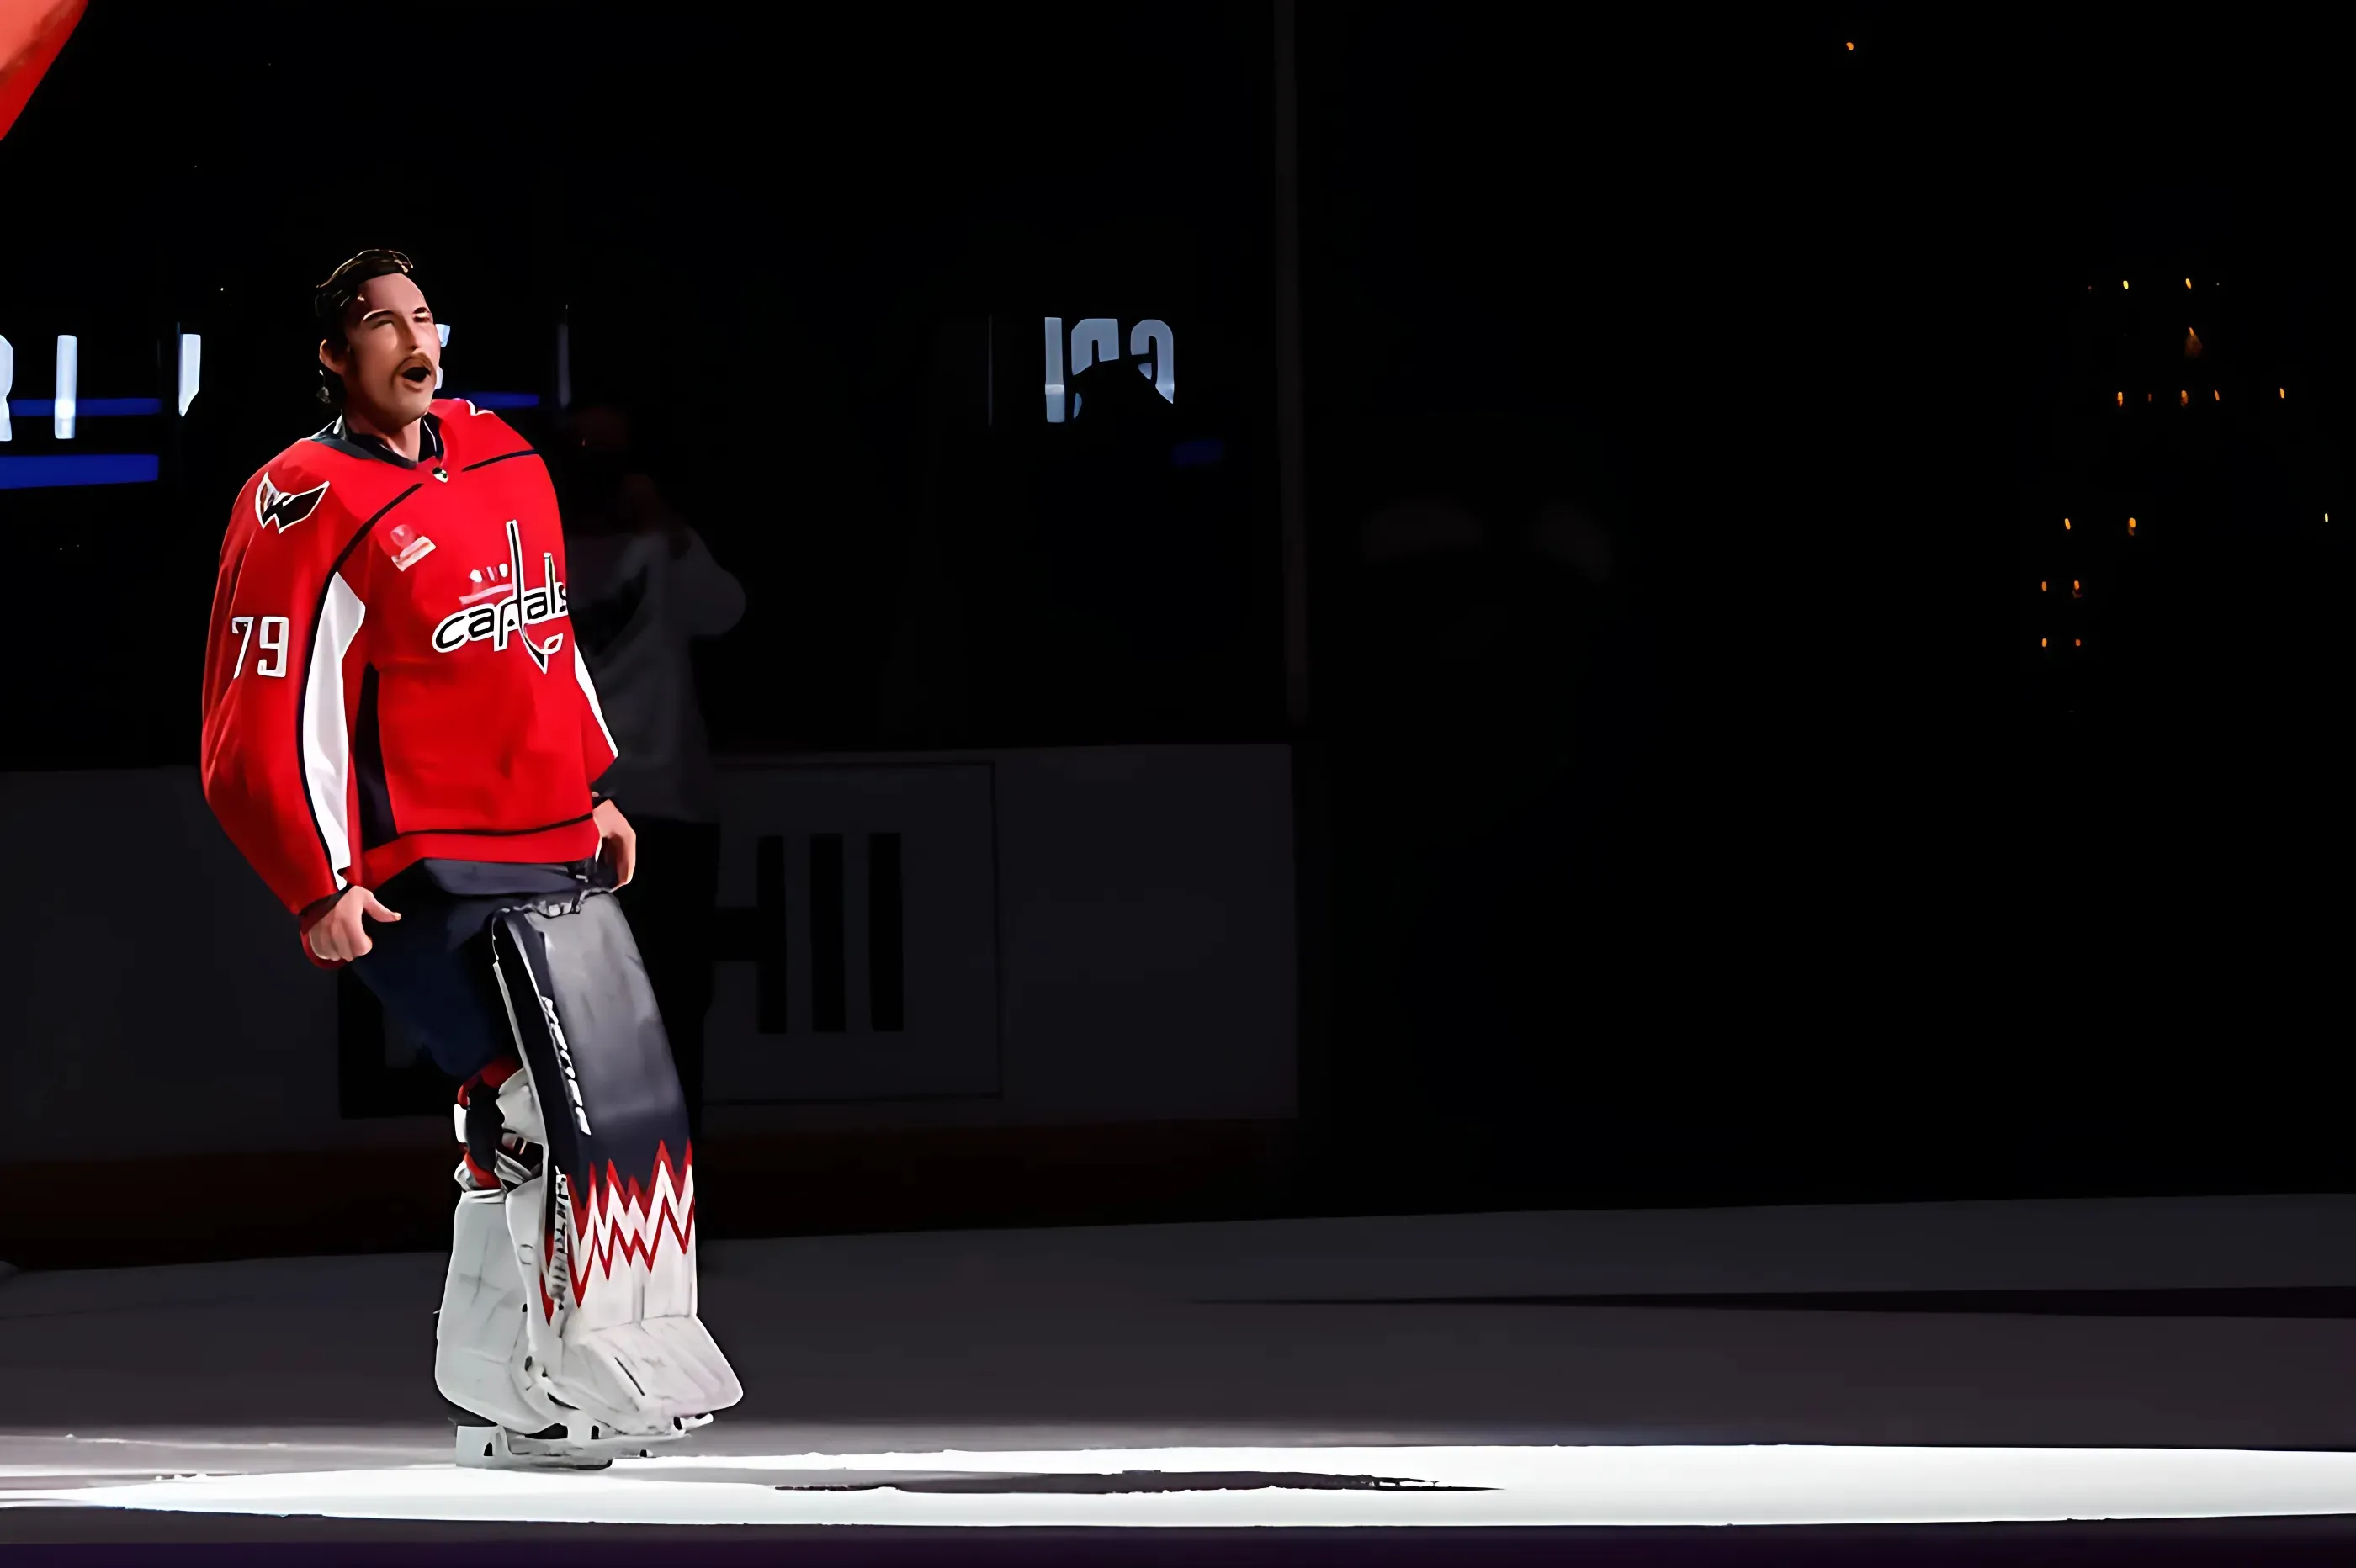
[[479, 892, 743, 1430], [492, 1163, 738, 1434], [436, 1189, 564, 1434]]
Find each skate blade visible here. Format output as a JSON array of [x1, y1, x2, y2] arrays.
[[455, 1406, 719, 1470]]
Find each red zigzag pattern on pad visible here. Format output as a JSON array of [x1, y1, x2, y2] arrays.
[[570, 1141, 698, 1305]]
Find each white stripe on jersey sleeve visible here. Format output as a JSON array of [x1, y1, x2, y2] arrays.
[[574, 640, 619, 762], [302, 572, 369, 887]]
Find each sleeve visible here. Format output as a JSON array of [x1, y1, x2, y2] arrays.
[[669, 527, 747, 637], [199, 472, 372, 921]]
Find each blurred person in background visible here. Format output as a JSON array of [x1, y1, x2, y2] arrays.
[[555, 404, 746, 1142], [1333, 486, 1654, 1194]]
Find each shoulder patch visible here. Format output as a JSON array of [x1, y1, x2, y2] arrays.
[[379, 518, 438, 573], [256, 472, 332, 534]]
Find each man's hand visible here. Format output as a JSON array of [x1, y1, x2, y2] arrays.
[[306, 886, 401, 963], [594, 798, 637, 887]]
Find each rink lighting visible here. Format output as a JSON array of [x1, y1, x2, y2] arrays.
[[17, 1445, 2356, 1529], [6, 397, 162, 416], [53, 336, 77, 439], [0, 454, 160, 489], [1043, 316, 1069, 422], [178, 335, 201, 416]]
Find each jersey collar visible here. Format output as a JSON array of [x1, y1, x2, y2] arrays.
[[309, 410, 445, 471]]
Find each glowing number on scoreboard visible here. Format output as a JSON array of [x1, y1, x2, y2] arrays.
[[1043, 316, 1176, 423], [1128, 319, 1175, 406], [54, 335, 77, 440]]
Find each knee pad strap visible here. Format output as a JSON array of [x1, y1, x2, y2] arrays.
[[456, 1058, 544, 1192]]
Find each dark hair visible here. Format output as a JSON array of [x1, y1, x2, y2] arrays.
[[311, 249, 417, 409]]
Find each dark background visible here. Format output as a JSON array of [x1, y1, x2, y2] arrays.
[[1, 3, 2342, 1213], [1294, 6, 2343, 1208], [1, 3, 1283, 757]]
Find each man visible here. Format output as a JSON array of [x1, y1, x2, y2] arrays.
[[199, 251, 740, 1467], [557, 404, 746, 1143]]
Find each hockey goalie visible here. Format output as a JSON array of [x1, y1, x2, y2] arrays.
[[198, 249, 742, 1469]]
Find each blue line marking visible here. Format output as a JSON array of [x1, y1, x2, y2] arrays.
[[446, 392, 541, 410], [5, 398, 163, 417], [0, 454, 162, 489]]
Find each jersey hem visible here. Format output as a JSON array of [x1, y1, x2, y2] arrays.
[[362, 821, 603, 891]]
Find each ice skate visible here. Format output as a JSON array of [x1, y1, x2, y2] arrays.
[[454, 1409, 714, 1471]]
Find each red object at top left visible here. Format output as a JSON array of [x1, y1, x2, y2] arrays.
[[0, 0, 88, 144]]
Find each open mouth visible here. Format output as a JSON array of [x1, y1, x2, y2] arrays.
[[400, 364, 433, 386]]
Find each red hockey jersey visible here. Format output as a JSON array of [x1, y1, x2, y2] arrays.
[[201, 400, 617, 926]]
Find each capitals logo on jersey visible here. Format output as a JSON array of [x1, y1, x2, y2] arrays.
[[431, 517, 570, 673], [255, 474, 331, 533]]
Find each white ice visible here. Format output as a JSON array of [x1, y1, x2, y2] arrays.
[[7, 1195, 2356, 1529]]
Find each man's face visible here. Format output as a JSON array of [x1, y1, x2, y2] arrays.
[[321, 271, 438, 427]]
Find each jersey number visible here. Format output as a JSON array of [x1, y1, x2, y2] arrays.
[[231, 615, 290, 679]]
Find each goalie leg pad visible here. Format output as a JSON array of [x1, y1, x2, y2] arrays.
[[490, 890, 742, 1427], [436, 1189, 565, 1433]]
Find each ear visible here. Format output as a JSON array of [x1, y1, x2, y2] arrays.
[[317, 337, 348, 377]]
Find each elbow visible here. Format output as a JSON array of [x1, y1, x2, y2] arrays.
[[694, 583, 748, 638], [197, 750, 241, 822]]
